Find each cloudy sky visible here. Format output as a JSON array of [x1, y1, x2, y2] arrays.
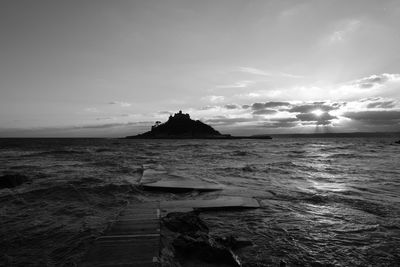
[[1, 0, 400, 137]]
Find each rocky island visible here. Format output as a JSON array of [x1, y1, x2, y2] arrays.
[[126, 111, 272, 139]]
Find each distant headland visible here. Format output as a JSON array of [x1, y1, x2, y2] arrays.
[[126, 110, 272, 139]]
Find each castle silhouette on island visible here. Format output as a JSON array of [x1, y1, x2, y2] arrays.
[[126, 111, 272, 139]]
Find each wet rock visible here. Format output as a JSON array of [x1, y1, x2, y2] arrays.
[[163, 212, 242, 266], [215, 235, 253, 250], [0, 173, 29, 189], [173, 234, 241, 267], [163, 211, 209, 234]]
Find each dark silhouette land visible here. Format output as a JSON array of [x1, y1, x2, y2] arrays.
[[126, 111, 272, 139]]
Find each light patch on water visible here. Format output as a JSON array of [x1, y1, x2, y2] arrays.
[[310, 180, 348, 192]]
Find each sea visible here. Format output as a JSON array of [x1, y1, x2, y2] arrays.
[[0, 136, 400, 267]]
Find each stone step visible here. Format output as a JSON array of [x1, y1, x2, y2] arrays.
[[79, 202, 160, 267]]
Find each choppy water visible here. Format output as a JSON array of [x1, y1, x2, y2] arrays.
[[1, 137, 400, 266]]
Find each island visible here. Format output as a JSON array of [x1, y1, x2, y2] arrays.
[[126, 110, 272, 139]]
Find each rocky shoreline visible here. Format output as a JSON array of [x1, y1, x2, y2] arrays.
[[161, 211, 253, 267]]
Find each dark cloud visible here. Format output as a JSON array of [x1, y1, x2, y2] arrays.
[[251, 101, 291, 110], [360, 97, 381, 102], [252, 109, 277, 115], [270, 117, 298, 122], [366, 101, 396, 109], [288, 103, 339, 113], [332, 102, 345, 108], [264, 101, 291, 108], [343, 111, 400, 124], [296, 112, 336, 125], [252, 103, 266, 110], [249, 101, 290, 116], [242, 105, 250, 109], [225, 104, 239, 109]]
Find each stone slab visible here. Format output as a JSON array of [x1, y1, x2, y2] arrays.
[[80, 235, 159, 267], [142, 179, 224, 192], [140, 165, 224, 192], [79, 202, 160, 267]]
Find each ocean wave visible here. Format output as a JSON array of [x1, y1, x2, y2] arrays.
[[301, 193, 332, 204], [241, 164, 258, 172], [231, 150, 250, 157], [24, 149, 89, 157], [94, 148, 114, 153], [327, 153, 377, 159], [299, 192, 393, 217], [333, 224, 380, 234]]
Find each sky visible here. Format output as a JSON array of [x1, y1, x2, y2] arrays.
[[1, 0, 400, 137]]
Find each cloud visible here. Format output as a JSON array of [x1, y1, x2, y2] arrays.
[[253, 109, 277, 115], [199, 106, 216, 110], [282, 102, 340, 125], [205, 116, 254, 126], [260, 117, 299, 128], [288, 103, 340, 113], [366, 100, 396, 109], [343, 110, 400, 125], [296, 112, 337, 125], [108, 101, 132, 107], [325, 73, 400, 101], [252, 101, 291, 110], [270, 117, 299, 123], [351, 74, 400, 89], [249, 101, 291, 116], [224, 104, 239, 110]]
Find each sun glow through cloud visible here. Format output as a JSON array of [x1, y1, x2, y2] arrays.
[[312, 109, 325, 117]]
